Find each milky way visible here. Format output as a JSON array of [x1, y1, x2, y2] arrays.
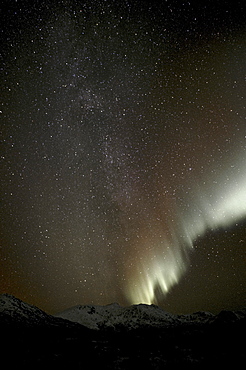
[[1, 1, 246, 313]]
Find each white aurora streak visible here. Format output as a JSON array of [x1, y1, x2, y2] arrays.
[[126, 159, 246, 305]]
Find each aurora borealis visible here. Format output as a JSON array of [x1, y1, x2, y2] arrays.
[[1, 0, 246, 314]]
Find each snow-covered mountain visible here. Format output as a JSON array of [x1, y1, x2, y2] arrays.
[[0, 293, 81, 330], [1, 293, 245, 331], [177, 311, 215, 324], [0, 293, 51, 326], [55, 302, 179, 330], [55, 301, 246, 330], [1, 294, 245, 368]]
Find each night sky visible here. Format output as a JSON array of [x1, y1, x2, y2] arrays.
[[1, 0, 246, 314]]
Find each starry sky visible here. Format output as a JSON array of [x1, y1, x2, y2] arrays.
[[1, 0, 246, 314]]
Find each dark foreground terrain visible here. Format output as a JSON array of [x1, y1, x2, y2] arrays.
[[1, 294, 245, 369]]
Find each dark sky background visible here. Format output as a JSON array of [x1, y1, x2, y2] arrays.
[[1, 0, 246, 314]]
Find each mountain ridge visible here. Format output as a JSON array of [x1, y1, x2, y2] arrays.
[[1, 293, 245, 368], [0, 293, 88, 331], [55, 301, 178, 330], [1, 293, 245, 330]]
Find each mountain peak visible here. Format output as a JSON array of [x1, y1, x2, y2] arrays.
[[0, 293, 52, 326], [55, 301, 178, 330], [0, 293, 38, 312]]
